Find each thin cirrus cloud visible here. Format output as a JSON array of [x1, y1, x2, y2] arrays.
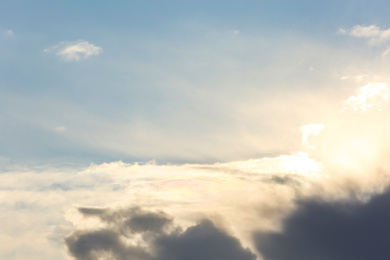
[[44, 40, 102, 61]]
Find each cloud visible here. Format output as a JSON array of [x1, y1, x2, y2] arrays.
[[340, 74, 369, 82], [381, 47, 390, 57], [66, 229, 151, 260], [65, 207, 256, 260], [3, 81, 390, 259], [2, 147, 390, 259], [342, 25, 390, 44], [44, 40, 102, 61], [343, 83, 389, 112], [300, 124, 324, 149], [63, 157, 390, 260], [54, 126, 66, 132], [350, 25, 382, 38], [254, 189, 390, 260], [6, 29, 14, 37]]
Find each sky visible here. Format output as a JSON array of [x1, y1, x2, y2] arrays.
[[2, 1, 390, 259]]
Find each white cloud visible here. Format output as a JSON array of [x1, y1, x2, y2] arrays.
[[337, 28, 346, 35], [300, 124, 324, 149], [233, 30, 240, 34], [343, 83, 390, 112], [350, 25, 382, 38], [343, 25, 390, 44], [44, 40, 102, 61]]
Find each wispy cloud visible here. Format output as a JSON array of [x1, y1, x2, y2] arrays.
[[341, 25, 390, 44], [44, 40, 102, 61], [340, 74, 369, 82], [54, 126, 66, 132]]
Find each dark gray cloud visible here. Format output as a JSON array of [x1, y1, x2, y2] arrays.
[[254, 189, 390, 260], [78, 207, 107, 217], [154, 219, 256, 260], [66, 207, 256, 260], [66, 229, 151, 260], [126, 211, 173, 234], [77, 207, 173, 234]]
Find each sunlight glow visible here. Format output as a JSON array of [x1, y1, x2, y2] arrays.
[[278, 153, 323, 175], [301, 124, 324, 149], [343, 83, 389, 112]]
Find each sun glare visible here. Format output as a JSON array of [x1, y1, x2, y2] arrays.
[[326, 135, 378, 172], [279, 153, 323, 175]]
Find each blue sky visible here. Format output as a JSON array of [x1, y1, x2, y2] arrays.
[[2, 0, 389, 164], [3, 1, 390, 260]]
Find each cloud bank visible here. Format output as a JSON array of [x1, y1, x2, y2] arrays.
[[61, 81, 390, 260], [2, 80, 390, 259], [66, 207, 256, 260], [62, 160, 390, 260]]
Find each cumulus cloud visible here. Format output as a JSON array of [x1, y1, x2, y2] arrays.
[[350, 25, 383, 38], [255, 189, 390, 260], [44, 40, 102, 61], [66, 207, 256, 260], [343, 83, 389, 112]]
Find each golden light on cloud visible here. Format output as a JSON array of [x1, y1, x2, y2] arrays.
[[326, 135, 378, 172], [300, 124, 324, 149], [343, 82, 389, 112]]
